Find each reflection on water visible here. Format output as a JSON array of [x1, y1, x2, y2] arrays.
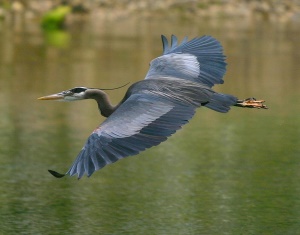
[[0, 16, 300, 234]]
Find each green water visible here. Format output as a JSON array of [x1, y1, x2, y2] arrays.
[[0, 16, 299, 234]]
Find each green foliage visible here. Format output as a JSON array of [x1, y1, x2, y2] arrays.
[[41, 6, 71, 30], [44, 30, 70, 48]]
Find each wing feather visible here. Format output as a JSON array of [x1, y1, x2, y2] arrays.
[[170, 35, 178, 50], [146, 35, 226, 87], [65, 94, 197, 178], [161, 35, 169, 54]]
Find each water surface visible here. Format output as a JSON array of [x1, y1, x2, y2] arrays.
[[0, 16, 300, 234]]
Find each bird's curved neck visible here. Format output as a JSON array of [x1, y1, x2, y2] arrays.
[[85, 89, 119, 117]]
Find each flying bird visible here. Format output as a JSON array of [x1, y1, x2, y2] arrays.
[[38, 35, 267, 179]]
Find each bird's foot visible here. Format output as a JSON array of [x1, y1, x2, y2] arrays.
[[236, 98, 268, 109]]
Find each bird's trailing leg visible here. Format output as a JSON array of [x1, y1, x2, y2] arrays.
[[235, 97, 268, 109]]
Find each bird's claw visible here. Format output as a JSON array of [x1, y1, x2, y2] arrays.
[[236, 98, 268, 109]]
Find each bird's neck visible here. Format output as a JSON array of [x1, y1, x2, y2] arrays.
[[85, 89, 119, 117]]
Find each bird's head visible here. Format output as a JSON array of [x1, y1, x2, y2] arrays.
[[38, 83, 130, 102], [38, 87, 89, 101]]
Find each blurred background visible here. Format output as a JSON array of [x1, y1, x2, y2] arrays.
[[0, 0, 300, 234]]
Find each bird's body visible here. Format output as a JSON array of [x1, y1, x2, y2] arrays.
[[39, 35, 267, 179]]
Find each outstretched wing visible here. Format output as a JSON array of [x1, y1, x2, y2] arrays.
[[145, 35, 227, 87], [65, 93, 197, 179]]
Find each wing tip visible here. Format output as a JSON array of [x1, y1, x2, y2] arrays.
[[161, 34, 187, 54], [161, 34, 169, 54], [171, 34, 178, 50], [48, 169, 66, 178]]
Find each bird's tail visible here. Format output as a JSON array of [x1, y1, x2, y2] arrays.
[[204, 93, 237, 113], [204, 93, 268, 112]]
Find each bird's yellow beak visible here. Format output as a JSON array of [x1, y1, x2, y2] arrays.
[[37, 94, 64, 101]]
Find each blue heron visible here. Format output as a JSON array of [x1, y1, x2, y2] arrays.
[[38, 35, 267, 179]]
